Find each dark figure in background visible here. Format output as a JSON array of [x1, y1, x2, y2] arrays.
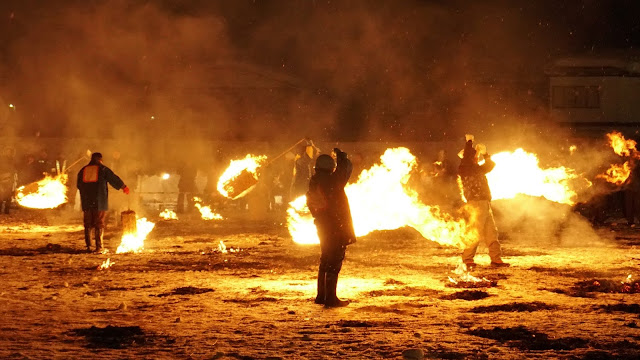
[[624, 153, 640, 226], [307, 148, 356, 308], [177, 162, 198, 214], [0, 147, 17, 214], [77, 153, 129, 252], [18, 154, 42, 186], [290, 140, 317, 200], [458, 139, 509, 269], [36, 150, 52, 177]]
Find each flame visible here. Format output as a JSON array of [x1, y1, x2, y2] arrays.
[[217, 154, 267, 199], [15, 174, 68, 209], [607, 131, 636, 157], [597, 162, 631, 185], [486, 149, 578, 205], [287, 148, 475, 247], [447, 263, 491, 285], [159, 208, 178, 220], [115, 217, 155, 254], [217, 240, 227, 254], [193, 197, 223, 220], [569, 145, 577, 155], [98, 258, 114, 270]]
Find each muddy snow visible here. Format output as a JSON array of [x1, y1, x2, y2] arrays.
[[1, 208, 640, 359]]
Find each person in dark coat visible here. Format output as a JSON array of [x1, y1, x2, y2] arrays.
[[458, 139, 509, 269], [306, 148, 356, 307], [177, 162, 198, 214], [290, 140, 317, 200], [77, 152, 129, 252], [0, 147, 17, 214]]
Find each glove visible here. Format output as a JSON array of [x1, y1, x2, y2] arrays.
[[123, 186, 130, 195]]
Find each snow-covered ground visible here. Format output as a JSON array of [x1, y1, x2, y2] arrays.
[[1, 207, 639, 359]]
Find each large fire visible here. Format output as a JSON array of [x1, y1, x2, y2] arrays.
[[115, 217, 155, 254], [287, 148, 475, 247], [217, 154, 267, 199], [15, 174, 68, 209], [486, 149, 579, 205]]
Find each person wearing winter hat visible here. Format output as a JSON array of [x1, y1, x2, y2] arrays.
[[306, 148, 356, 307], [458, 138, 509, 269]]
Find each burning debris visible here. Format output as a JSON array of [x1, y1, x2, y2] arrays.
[[447, 263, 495, 288], [98, 258, 114, 270], [572, 275, 640, 294], [115, 217, 155, 254], [598, 162, 631, 185], [159, 209, 178, 220], [15, 174, 68, 209], [597, 131, 638, 185], [193, 197, 223, 220], [287, 147, 474, 247], [607, 131, 637, 157], [217, 154, 267, 200]]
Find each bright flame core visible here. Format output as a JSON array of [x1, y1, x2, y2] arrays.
[[15, 174, 68, 209], [287, 148, 475, 247], [159, 209, 177, 220], [115, 218, 155, 253], [486, 149, 578, 205], [217, 154, 267, 199]]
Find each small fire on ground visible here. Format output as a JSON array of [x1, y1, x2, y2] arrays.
[[193, 197, 223, 220], [217, 154, 267, 199], [447, 263, 494, 288], [115, 218, 155, 254], [159, 209, 178, 220], [98, 258, 114, 270], [15, 174, 68, 209]]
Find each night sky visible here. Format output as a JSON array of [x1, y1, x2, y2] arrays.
[[0, 0, 639, 141]]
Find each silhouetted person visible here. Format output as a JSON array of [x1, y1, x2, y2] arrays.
[[77, 152, 129, 252], [458, 138, 509, 269], [290, 140, 317, 200], [0, 147, 17, 214], [177, 162, 197, 213], [307, 148, 356, 307], [18, 154, 41, 186]]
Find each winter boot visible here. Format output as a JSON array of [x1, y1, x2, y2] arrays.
[[84, 228, 92, 252], [315, 270, 326, 304], [94, 228, 104, 253], [324, 273, 349, 308]]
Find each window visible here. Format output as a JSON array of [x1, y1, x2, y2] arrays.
[[552, 86, 600, 109]]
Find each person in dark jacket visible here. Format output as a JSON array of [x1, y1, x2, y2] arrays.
[[77, 152, 129, 252], [458, 139, 509, 269], [307, 148, 356, 307], [290, 140, 317, 200], [177, 162, 198, 214]]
